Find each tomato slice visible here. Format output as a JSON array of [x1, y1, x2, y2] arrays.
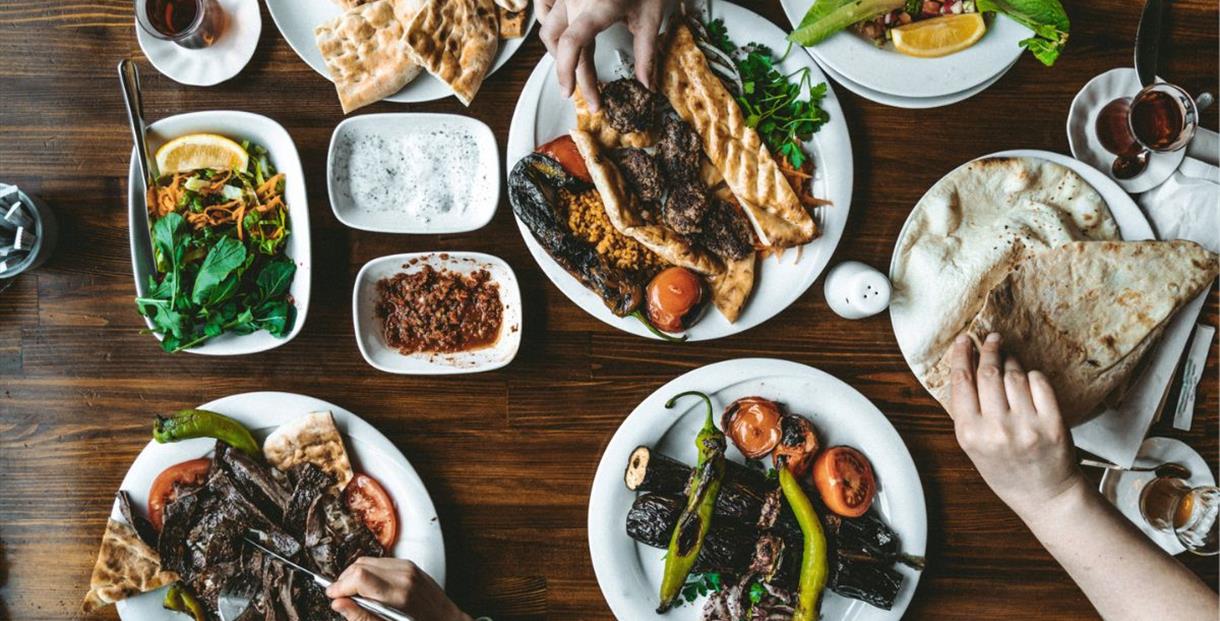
[[771, 414, 820, 475], [148, 457, 212, 530], [722, 396, 782, 459], [537, 135, 592, 182], [813, 446, 877, 518], [344, 473, 399, 549]]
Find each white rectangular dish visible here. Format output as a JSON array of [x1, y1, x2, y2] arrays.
[[353, 252, 521, 374], [127, 110, 311, 355], [327, 114, 499, 234]]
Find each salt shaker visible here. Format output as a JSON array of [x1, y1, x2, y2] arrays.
[[823, 261, 892, 319]]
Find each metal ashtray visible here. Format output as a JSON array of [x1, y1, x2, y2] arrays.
[[0, 183, 58, 278]]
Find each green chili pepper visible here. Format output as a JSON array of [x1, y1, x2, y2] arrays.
[[779, 464, 829, 621], [163, 582, 207, 621], [657, 391, 726, 612], [153, 409, 260, 457], [630, 309, 689, 342]]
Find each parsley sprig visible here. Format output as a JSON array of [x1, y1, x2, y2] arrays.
[[705, 19, 829, 168]]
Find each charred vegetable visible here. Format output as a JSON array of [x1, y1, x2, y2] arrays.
[[153, 409, 260, 456], [644, 267, 707, 335], [626, 446, 786, 530], [627, 493, 755, 574], [772, 414, 820, 475], [163, 582, 207, 621], [778, 463, 828, 621], [657, 391, 727, 612], [814, 446, 877, 518], [722, 396, 783, 459], [508, 153, 644, 316]]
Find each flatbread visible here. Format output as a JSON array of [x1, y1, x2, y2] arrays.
[[263, 411, 354, 491], [573, 87, 655, 149], [82, 519, 178, 612], [891, 157, 1120, 397], [314, 0, 424, 114], [497, 7, 527, 39], [661, 23, 814, 248], [403, 0, 499, 106], [332, 0, 373, 8], [925, 241, 1219, 423], [570, 129, 723, 276], [708, 253, 755, 323]]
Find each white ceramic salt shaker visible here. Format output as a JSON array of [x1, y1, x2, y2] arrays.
[[823, 261, 892, 319]]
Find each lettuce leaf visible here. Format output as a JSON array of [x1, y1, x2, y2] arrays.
[[789, 0, 905, 46], [977, 0, 1070, 66]]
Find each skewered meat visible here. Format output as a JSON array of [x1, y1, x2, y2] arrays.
[[610, 148, 663, 204], [696, 197, 755, 260], [601, 78, 657, 134], [664, 179, 710, 235], [657, 114, 703, 179]]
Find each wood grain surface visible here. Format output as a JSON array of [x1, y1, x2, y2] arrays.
[[1, 1, 1217, 619]]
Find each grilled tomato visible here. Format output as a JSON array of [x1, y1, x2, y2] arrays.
[[537, 135, 591, 182], [148, 457, 211, 530], [645, 267, 707, 333], [813, 446, 876, 518], [344, 473, 399, 549], [722, 396, 783, 459], [772, 414, 820, 476]]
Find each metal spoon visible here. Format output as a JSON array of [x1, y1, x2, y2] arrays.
[[117, 59, 158, 253], [1081, 458, 1191, 479]]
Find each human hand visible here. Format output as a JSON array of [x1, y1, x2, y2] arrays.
[[947, 333, 1086, 521], [326, 558, 472, 621], [536, 0, 670, 110]]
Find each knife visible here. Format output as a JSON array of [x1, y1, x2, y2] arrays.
[[244, 536, 415, 621], [1134, 0, 1166, 87]]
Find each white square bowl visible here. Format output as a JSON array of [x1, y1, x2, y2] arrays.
[[326, 113, 499, 234], [353, 252, 522, 374], [127, 110, 312, 355]]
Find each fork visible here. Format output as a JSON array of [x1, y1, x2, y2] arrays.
[[217, 574, 260, 621]]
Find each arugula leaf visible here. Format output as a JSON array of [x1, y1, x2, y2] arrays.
[[251, 299, 294, 337], [254, 257, 296, 301], [190, 236, 248, 306], [977, 0, 1069, 66], [789, 0, 905, 46], [748, 580, 766, 604]]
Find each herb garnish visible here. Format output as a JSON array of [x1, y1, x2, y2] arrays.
[[679, 572, 724, 605], [705, 19, 829, 168]]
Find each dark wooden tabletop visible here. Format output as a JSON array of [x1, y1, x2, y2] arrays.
[[1, 1, 1217, 619]]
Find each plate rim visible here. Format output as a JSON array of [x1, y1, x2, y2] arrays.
[[586, 357, 928, 620], [505, 0, 854, 341], [135, 0, 262, 87]]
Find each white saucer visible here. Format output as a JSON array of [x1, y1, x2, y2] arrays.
[[136, 0, 262, 87], [814, 53, 1016, 109], [1099, 436, 1215, 556], [1067, 68, 1186, 194]]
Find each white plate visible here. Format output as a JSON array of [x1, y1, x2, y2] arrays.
[[128, 111, 312, 355], [816, 53, 1016, 109], [778, 0, 1028, 99], [1067, 68, 1185, 193], [506, 1, 853, 341], [1100, 436, 1215, 556], [113, 391, 446, 620], [136, 0, 261, 87], [327, 113, 500, 234], [588, 358, 927, 620], [264, 0, 534, 105], [353, 252, 522, 374]]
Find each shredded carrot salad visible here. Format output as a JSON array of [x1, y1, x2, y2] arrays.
[[149, 158, 288, 253]]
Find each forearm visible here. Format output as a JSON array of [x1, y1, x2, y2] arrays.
[[1018, 478, 1218, 621]]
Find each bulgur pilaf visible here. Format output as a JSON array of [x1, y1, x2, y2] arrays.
[[561, 188, 663, 271]]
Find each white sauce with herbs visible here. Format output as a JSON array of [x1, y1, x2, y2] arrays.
[[331, 121, 495, 232]]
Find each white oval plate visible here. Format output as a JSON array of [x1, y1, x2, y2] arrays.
[[1067, 68, 1185, 194], [114, 391, 446, 620], [264, 0, 534, 104], [136, 0, 261, 87], [588, 358, 926, 620], [327, 113, 500, 234], [506, 1, 853, 341], [778, 0, 1028, 99], [128, 110, 312, 355], [816, 52, 1016, 109], [353, 252, 522, 374]]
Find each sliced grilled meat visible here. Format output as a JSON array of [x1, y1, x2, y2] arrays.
[[159, 487, 203, 575], [285, 463, 332, 537], [610, 148, 663, 203], [601, 78, 656, 134], [657, 114, 703, 179], [663, 179, 710, 235], [116, 490, 159, 550], [695, 197, 755, 260], [218, 442, 292, 523]]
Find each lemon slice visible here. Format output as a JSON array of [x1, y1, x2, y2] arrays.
[[892, 13, 987, 58], [155, 133, 249, 175]]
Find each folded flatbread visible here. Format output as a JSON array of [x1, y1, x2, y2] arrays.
[[661, 23, 814, 248], [82, 519, 179, 612], [926, 240, 1219, 423], [573, 87, 655, 149], [314, 0, 424, 114], [891, 157, 1121, 397], [402, 0, 499, 105], [497, 7, 527, 39], [570, 129, 723, 276], [263, 411, 354, 491]]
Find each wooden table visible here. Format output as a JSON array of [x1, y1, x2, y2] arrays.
[[1, 1, 1216, 619]]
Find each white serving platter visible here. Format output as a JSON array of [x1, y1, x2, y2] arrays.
[[588, 358, 927, 620], [113, 391, 445, 620], [353, 252, 522, 374], [127, 110, 312, 355], [327, 113, 500, 234], [506, 1, 854, 341]]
